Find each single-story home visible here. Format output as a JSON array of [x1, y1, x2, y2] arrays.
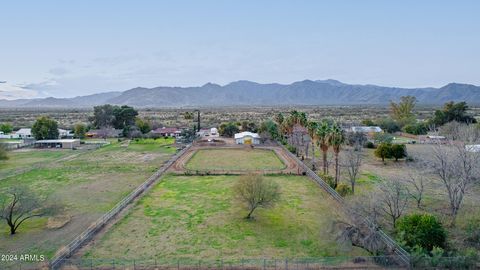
[[234, 132, 261, 145], [349, 126, 383, 134], [151, 127, 182, 138], [15, 128, 33, 139], [35, 139, 81, 149], [14, 128, 74, 139]]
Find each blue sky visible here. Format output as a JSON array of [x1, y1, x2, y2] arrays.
[[1, 0, 479, 99]]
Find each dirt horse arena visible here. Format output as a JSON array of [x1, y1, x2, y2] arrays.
[[169, 139, 301, 175]]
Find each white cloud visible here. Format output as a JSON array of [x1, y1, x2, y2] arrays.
[[0, 82, 39, 100]]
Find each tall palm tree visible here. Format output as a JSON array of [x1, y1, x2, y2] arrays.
[[328, 122, 345, 188], [307, 121, 318, 167], [316, 120, 331, 175]]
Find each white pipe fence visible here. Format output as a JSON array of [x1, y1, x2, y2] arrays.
[[277, 143, 411, 268]]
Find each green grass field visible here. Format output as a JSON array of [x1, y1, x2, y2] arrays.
[[0, 140, 177, 258], [83, 174, 366, 261], [185, 149, 286, 171]]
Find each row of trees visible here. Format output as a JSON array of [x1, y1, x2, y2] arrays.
[[365, 98, 476, 136], [261, 111, 346, 188], [218, 121, 258, 137]]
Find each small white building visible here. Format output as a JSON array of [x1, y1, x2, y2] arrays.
[[15, 128, 33, 139], [58, 129, 74, 138], [210, 128, 219, 137], [234, 132, 261, 145]]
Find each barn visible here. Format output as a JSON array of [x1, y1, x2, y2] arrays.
[[35, 139, 81, 149]]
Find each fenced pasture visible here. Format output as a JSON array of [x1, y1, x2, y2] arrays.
[[185, 148, 286, 172], [80, 174, 368, 261], [0, 140, 178, 262]]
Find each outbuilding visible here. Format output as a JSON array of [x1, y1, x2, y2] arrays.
[[35, 139, 81, 149], [234, 132, 261, 145]]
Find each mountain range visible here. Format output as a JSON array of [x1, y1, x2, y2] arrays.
[[1, 80, 479, 108]]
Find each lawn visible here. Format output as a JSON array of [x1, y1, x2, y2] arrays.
[[185, 149, 286, 171], [0, 140, 177, 260], [83, 174, 367, 262]]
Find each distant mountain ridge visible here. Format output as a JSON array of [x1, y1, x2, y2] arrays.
[[0, 80, 479, 108]]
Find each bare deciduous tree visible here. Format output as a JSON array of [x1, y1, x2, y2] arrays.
[[342, 148, 362, 194], [333, 193, 385, 254], [234, 173, 281, 219], [378, 178, 409, 228], [0, 186, 49, 235], [431, 139, 479, 225], [405, 164, 426, 209]]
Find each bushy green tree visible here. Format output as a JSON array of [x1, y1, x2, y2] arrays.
[[135, 118, 151, 134], [361, 119, 375, 126], [73, 123, 87, 139], [0, 123, 13, 134], [374, 143, 393, 162], [377, 118, 401, 133], [113, 105, 138, 129], [403, 122, 428, 135], [396, 213, 446, 251], [390, 96, 417, 127], [431, 101, 476, 126], [391, 144, 407, 161], [32, 116, 59, 140], [259, 120, 279, 140], [335, 183, 352, 196], [219, 122, 240, 137], [91, 104, 116, 128]]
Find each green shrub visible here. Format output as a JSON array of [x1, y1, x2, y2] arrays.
[[319, 173, 335, 189], [374, 143, 393, 162], [364, 141, 375, 149], [465, 217, 480, 244], [335, 183, 352, 196], [396, 213, 446, 251], [391, 144, 407, 161], [286, 144, 296, 154]]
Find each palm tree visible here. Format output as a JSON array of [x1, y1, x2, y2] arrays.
[[316, 120, 331, 175], [328, 122, 345, 188], [307, 121, 318, 168]]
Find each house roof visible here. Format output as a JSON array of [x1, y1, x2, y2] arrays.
[[152, 127, 180, 134], [15, 128, 32, 135], [234, 131, 260, 139], [35, 139, 80, 143], [351, 126, 383, 133]]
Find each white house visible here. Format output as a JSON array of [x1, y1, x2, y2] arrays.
[[15, 128, 33, 139], [14, 128, 74, 139], [349, 126, 383, 133], [58, 129, 74, 138], [234, 132, 261, 145]]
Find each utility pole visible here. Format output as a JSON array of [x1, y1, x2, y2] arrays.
[[194, 109, 200, 132]]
